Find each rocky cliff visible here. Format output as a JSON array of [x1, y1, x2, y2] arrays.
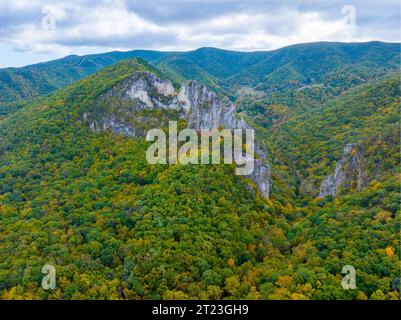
[[85, 71, 271, 198], [319, 143, 367, 198]]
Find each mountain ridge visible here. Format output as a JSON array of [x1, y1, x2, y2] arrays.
[[0, 44, 400, 300], [1, 41, 399, 118]]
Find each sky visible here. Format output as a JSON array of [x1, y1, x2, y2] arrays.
[[0, 0, 400, 68]]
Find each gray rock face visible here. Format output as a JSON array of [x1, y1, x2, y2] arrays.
[[176, 81, 251, 130], [319, 143, 367, 198], [105, 72, 176, 109], [86, 71, 270, 198], [248, 159, 271, 198], [176, 81, 270, 198]]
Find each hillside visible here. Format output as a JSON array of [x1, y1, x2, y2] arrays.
[[0, 56, 399, 300], [0, 59, 283, 299], [268, 74, 400, 197], [1, 42, 399, 118], [228, 41, 400, 87], [0, 50, 168, 117]]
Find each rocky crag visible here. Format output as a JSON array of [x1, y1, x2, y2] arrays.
[[85, 71, 270, 198], [319, 143, 367, 198]]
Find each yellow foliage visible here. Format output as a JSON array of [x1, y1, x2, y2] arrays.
[[385, 246, 394, 257], [343, 251, 352, 258], [276, 275, 293, 288], [375, 210, 392, 222], [357, 292, 368, 300], [224, 276, 240, 296], [387, 291, 400, 300], [163, 290, 189, 300], [291, 293, 308, 300], [247, 286, 262, 300]]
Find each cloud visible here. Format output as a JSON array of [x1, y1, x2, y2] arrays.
[[0, 0, 399, 65], [168, 9, 362, 51]]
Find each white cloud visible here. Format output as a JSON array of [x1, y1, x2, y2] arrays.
[[167, 9, 374, 51], [0, 0, 399, 64]]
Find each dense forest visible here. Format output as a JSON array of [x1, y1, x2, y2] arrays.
[[0, 42, 400, 300], [1, 42, 399, 118]]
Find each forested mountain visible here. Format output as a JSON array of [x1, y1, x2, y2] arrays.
[[0, 59, 282, 299], [269, 74, 400, 196], [0, 50, 169, 117], [0, 42, 400, 300], [1, 42, 399, 118]]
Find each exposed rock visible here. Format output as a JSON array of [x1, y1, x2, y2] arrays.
[[319, 143, 367, 198], [248, 158, 271, 198], [174, 81, 269, 198], [176, 81, 251, 130], [92, 114, 136, 136], [105, 72, 175, 109], [85, 71, 271, 198]]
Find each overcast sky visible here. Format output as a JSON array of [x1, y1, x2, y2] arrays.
[[0, 0, 400, 67]]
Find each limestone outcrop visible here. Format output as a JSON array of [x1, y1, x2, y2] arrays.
[[85, 71, 271, 198]]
